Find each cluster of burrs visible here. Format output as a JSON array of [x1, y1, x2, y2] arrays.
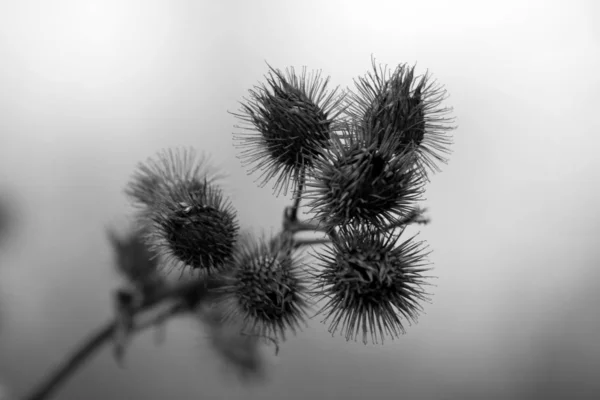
[[113, 57, 455, 370]]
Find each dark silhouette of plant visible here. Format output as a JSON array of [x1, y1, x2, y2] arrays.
[[0, 192, 14, 249], [21, 57, 455, 400]]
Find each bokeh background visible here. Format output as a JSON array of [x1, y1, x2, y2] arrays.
[[1, 0, 599, 399]]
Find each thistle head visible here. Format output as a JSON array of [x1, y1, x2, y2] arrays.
[[311, 222, 433, 344], [232, 63, 346, 196], [217, 231, 311, 344], [126, 148, 239, 276], [346, 57, 455, 179], [304, 124, 425, 230]]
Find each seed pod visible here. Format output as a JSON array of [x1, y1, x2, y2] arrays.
[[304, 124, 425, 231], [345, 57, 455, 179], [146, 180, 238, 276], [232, 64, 346, 196], [217, 231, 311, 344], [311, 222, 433, 344], [126, 148, 239, 276]]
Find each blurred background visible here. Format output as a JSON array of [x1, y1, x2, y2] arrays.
[[0, 0, 599, 399]]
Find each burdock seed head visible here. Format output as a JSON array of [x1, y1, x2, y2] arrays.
[[231, 63, 346, 197], [126, 148, 239, 276], [345, 56, 455, 179], [304, 124, 425, 231], [311, 222, 433, 345], [217, 231, 311, 344]]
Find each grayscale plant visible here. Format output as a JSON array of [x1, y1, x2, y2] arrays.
[[216, 231, 312, 346], [345, 56, 455, 179], [22, 58, 455, 400], [231, 64, 346, 196], [310, 222, 433, 345], [126, 148, 239, 277], [303, 122, 426, 231]]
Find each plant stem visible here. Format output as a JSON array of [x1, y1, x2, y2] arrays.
[[294, 237, 331, 249], [25, 322, 114, 400], [23, 200, 325, 400], [23, 279, 219, 400], [289, 166, 306, 221], [383, 207, 430, 231], [285, 217, 325, 234]]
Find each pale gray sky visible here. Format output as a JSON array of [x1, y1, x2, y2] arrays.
[[0, 1, 599, 399]]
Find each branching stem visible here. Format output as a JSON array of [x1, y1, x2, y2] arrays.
[[22, 179, 425, 400], [23, 279, 219, 400], [22, 205, 328, 400], [289, 166, 306, 222], [383, 206, 430, 231]]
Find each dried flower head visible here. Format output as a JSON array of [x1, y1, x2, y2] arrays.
[[126, 148, 239, 276], [346, 57, 455, 178], [304, 124, 425, 230], [311, 222, 433, 344], [217, 231, 311, 344], [232, 64, 346, 196]]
